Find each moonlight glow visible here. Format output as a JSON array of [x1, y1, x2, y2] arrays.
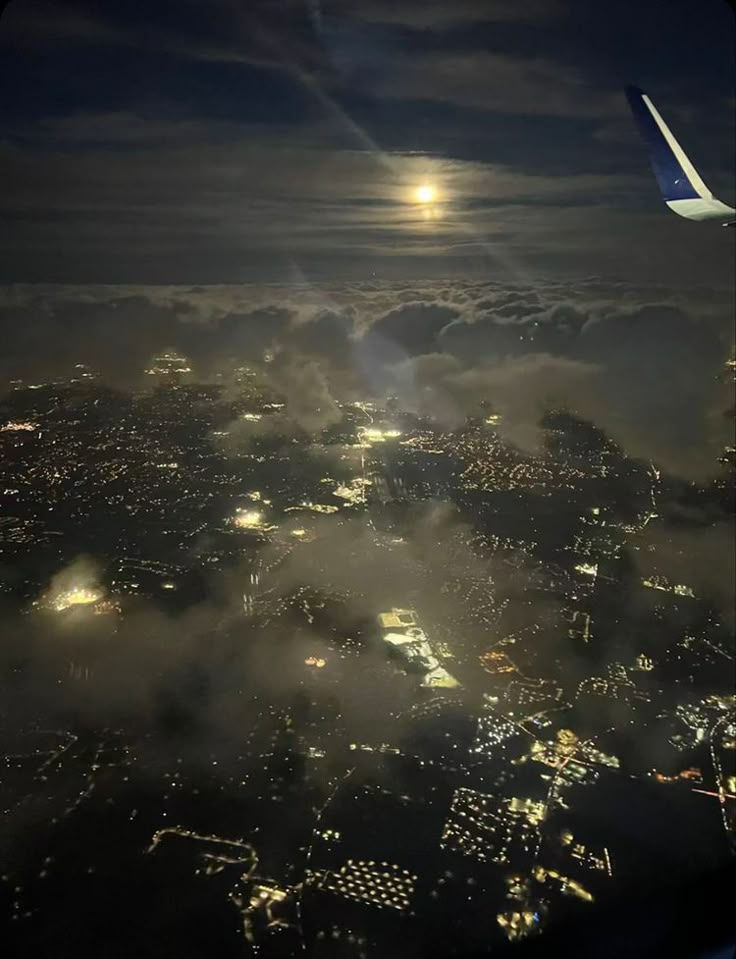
[[415, 184, 436, 204]]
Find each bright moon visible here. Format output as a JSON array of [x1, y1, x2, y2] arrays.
[[415, 184, 436, 203]]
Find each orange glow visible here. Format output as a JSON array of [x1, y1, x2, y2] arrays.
[[305, 656, 326, 668]]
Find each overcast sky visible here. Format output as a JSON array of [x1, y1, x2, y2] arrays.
[[1, 0, 734, 282]]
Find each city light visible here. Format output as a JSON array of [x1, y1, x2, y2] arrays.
[[642, 575, 695, 597], [51, 587, 103, 612], [314, 859, 416, 912], [333, 478, 371, 503], [233, 509, 265, 529], [1, 420, 37, 431], [3, 330, 729, 954], [378, 608, 460, 688], [359, 427, 402, 445]]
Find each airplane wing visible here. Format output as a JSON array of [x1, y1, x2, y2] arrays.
[[625, 85, 735, 226]]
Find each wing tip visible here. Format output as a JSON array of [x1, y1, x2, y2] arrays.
[[624, 85, 647, 108]]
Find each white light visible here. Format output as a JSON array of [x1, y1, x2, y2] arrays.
[[52, 587, 102, 612], [233, 509, 264, 529]]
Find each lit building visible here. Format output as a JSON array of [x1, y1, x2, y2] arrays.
[[378, 609, 416, 630], [378, 610, 460, 687]]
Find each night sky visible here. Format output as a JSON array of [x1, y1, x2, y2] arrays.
[[1, 0, 734, 282]]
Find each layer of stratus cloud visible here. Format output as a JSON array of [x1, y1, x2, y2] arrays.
[[1, 278, 733, 479], [0, 133, 650, 273]]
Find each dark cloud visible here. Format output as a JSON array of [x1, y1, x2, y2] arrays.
[[631, 519, 736, 629], [365, 301, 459, 355], [432, 293, 735, 476], [266, 352, 342, 432], [321, 0, 564, 28], [366, 49, 624, 119], [0, 501, 538, 762], [290, 308, 355, 365], [0, 294, 184, 388]]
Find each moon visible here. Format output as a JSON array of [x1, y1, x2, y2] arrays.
[[415, 184, 436, 204]]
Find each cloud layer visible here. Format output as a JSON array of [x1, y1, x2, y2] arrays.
[[2, 277, 732, 478]]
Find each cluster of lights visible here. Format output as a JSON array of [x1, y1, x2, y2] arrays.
[[333, 478, 371, 503], [320, 860, 416, 912], [441, 787, 537, 865], [635, 653, 654, 671], [145, 351, 192, 376], [506, 680, 564, 710], [480, 649, 516, 675], [497, 910, 540, 942], [507, 797, 546, 826], [51, 587, 103, 612], [565, 837, 612, 875], [318, 828, 341, 841], [533, 866, 594, 902], [471, 713, 518, 756], [233, 509, 265, 530], [358, 427, 402, 445], [1, 421, 37, 432], [348, 742, 400, 755], [247, 885, 290, 931], [642, 576, 695, 598], [305, 656, 326, 669], [285, 502, 339, 515], [440, 787, 498, 862]]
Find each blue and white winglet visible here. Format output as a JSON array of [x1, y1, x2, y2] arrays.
[[625, 85, 735, 226]]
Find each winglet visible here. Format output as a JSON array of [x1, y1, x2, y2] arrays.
[[625, 85, 735, 224]]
